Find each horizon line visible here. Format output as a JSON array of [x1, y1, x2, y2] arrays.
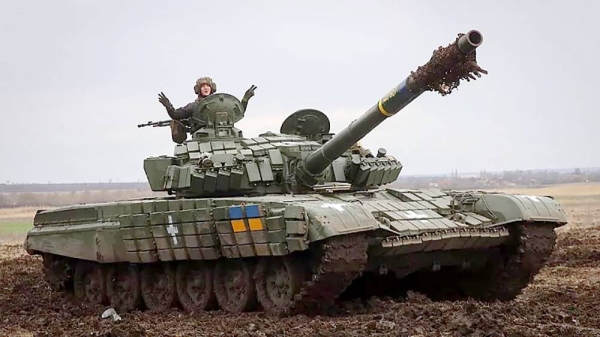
[[2, 166, 599, 185]]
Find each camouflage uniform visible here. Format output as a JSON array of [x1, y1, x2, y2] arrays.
[[164, 77, 218, 120], [159, 77, 256, 120], [157, 77, 256, 144]]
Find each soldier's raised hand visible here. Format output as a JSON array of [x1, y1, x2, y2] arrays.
[[158, 92, 174, 110], [243, 85, 257, 100]]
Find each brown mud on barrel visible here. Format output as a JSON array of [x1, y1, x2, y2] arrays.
[[409, 32, 489, 96]]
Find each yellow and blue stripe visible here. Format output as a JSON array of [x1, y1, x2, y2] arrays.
[[228, 204, 264, 232], [377, 78, 422, 118]]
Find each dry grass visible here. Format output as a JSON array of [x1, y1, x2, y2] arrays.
[[0, 207, 44, 222], [494, 182, 600, 197], [0, 207, 38, 245], [0, 207, 41, 245], [0, 188, 157, 208], [0, 230, 30, 246]]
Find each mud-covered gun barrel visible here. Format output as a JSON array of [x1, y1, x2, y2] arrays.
[[297, 30, 487, 186]]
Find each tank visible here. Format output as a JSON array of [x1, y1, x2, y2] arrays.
[[24, 30, 568, 317]]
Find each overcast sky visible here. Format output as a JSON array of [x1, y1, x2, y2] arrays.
[[0, 0, 597, 183]]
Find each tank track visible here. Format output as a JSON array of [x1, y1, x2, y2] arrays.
[[456, 222, 558, 301], [38, 222, 554, 314], [41, 254, 73, 291], [287, 233, 369, 316], [38, 233, 370, 316]]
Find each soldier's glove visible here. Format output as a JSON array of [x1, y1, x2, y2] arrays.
[[242, 85, 257, 101], [158, 92, 176, 115]]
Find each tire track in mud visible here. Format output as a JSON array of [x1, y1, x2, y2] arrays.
[[1, 227, 600, 337]]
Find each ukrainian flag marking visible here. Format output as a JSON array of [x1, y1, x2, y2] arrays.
[[231, 219, 247, 232], [229, 205, 247, 232], [248, 218, 264, 231], [229, 205, 244, 219], [245, 204, 260, 218]]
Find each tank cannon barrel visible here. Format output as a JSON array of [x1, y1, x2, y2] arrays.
[[298, 30, 486, 185]]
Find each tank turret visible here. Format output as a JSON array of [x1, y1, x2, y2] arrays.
[[142, 30, 487, 197]]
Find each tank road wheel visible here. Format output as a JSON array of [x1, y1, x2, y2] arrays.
[[213, 259, 257, 313], [42, 254, 74, 291], [457, 222, 558, 301], [105, 264, 143, 312], [140, 263, 178, 311], [254, 257, 304, 316], [175, 261, 217, 313], [73, 260, 106, 305]]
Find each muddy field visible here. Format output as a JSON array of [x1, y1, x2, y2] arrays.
[[1, 184, 599, 336]]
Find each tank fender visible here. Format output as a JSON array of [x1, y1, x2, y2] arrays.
[[23, 222, 126, 263], [473, 193, 568, 225], [300, 201, 379, 242]]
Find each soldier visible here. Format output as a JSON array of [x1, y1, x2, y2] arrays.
[[157, 77, 257, 143], [158, 77, 257, 120], [157, 77, 217, 121]]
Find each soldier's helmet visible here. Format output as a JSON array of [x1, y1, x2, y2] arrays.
[[194, 77, 217, 95]]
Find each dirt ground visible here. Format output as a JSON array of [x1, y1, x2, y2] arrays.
[[1, 184, 599, 336]]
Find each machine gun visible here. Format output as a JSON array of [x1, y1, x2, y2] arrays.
[[138, 118, 194, 144], [137, 120, 172, 128]]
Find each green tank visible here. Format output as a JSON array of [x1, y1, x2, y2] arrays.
[[24, 30, 567, 316]]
